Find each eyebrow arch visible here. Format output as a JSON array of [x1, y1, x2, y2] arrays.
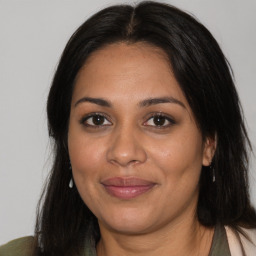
[[74, 97, 112, 107], [139, 97, 186, 108]]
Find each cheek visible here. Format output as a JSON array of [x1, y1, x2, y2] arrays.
[[149, 133, 203, 211], [68, 127, 104, 169], [68, 129, 108, 195], [68, 134, 105, 206], [148, 130, 204, 179]]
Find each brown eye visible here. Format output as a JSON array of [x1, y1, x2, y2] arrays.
[[144, 114, 175, 127], [92, 115, 105, 125], [153, 116, 166, 126], [82, 114, 112, 127]]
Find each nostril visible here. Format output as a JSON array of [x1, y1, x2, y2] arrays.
[[129, 159, 140, 165], [109, 158, 140, 167]]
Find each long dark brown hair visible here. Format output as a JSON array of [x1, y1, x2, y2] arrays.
[[33, 1, 256, 255]]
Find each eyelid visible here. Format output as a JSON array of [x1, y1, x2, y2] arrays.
[[79, 112, 175, 128], [143, 112, 176, 127], [80, 112, 112, 127]]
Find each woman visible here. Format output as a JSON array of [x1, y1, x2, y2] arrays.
[[1, 1, 256, 255]]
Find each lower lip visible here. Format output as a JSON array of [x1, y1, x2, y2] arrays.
[[103, 185, 155, 199]]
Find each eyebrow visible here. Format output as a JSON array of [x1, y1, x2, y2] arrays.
[[74, 97, 112, 107], [74, 96, 185, 109], [139, 97, 186, 108]]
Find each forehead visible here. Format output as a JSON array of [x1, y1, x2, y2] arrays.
[[84, 42, 170, 66], [72, 42, 189, 109]]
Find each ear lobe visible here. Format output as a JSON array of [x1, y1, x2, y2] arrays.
[[202, 135, 217, 166]]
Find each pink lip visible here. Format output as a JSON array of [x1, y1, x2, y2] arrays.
[[101, 177, 156, 199]]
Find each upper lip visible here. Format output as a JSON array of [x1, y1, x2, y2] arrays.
[[101, 177, 156, 186]]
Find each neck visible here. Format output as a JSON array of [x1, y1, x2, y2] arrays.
[[96, 215, 214, 256]]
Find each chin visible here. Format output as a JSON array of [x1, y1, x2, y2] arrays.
[[98, 207, 156, 235]]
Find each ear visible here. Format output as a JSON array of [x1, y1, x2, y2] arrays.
[[202, 135, 217, 166]]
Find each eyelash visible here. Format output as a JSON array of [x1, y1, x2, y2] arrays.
[[144, 113, 176, 128], [80, 112, 176, 129], [80, 112, 112, 128]]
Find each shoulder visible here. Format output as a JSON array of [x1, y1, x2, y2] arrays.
[[225, 226, 256, 256], [0, 236, 34, 256]]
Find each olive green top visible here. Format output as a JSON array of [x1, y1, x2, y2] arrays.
[[0, 236, 34, 256], [0, 225, 231, 256], [209, 225, 231, 256]]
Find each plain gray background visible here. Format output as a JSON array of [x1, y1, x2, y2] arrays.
[[0, 0, 255, 244]]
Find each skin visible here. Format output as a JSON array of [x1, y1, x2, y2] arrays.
[[68, 42, 216, 256]]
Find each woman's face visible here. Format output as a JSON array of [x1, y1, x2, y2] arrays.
[[68, 42, 214, 235]]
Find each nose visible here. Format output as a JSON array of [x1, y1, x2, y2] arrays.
[[106, 126, 147, 167]]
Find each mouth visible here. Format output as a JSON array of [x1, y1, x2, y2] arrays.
[[101, 177, 156, 199]]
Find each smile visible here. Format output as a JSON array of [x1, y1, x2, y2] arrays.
[[101, 177, 156, 199]]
